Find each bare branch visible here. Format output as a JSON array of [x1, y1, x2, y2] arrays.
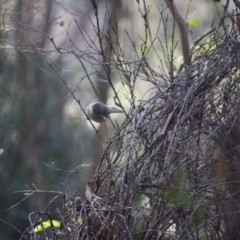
[[165, 0, 191, 66]]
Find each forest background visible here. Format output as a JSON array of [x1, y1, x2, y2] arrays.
[[0, 0, 235, 239]]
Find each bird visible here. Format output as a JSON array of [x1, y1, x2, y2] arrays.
[[85, 182, 102, 202], [86, 102, 124, 123]]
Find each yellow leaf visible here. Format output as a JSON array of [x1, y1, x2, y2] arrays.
[[77, 218, 83, 225], [188, 18, 200, 27], [31, 220, 61, 233], [30, 218, 83, 233]]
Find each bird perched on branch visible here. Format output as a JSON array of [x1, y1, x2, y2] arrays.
[[86, 102, 124, 123]]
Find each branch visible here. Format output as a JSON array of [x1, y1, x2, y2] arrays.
[[165, 0, 191, 66]]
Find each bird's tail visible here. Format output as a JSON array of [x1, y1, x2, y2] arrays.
[[109, 106, 124, 113]]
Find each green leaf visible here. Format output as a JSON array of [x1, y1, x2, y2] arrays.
[[172, 63, 177, 72], [188, 18, 200, 27], [199, 234, 207, 240]]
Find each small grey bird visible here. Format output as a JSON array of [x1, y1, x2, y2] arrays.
[[86, 102, 124, 123], [85, 182, 102, 202]]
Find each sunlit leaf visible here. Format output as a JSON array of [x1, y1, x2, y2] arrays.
[[30, 218, 83, 233], [188, 18, 200, 27], [31, 220, 61, 233]]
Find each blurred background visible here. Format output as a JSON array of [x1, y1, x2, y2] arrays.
[[0, 0, 229, 238]]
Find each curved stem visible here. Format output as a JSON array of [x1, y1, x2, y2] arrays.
[[165, 0, 191, 66]]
